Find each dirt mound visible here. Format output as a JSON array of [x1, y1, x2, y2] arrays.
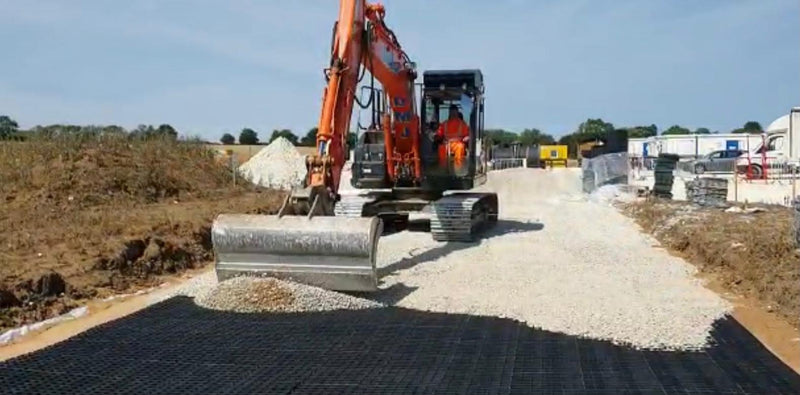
[[0, 134, 285, 331], [1, 134, 239, 210], [623, 200, 799, 327]]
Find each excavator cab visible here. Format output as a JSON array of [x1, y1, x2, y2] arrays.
[[419, 69, 488, 190], [350, 69, 489, 192]]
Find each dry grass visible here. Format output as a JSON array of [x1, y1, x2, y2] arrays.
[[0, 134, 285, 330], [623, 200, 800, 327]]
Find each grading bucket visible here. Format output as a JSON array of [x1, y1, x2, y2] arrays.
[[211, 213, 383, 292]]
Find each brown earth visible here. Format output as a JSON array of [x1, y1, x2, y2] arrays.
[[622, 199, 799, 328], [0, 134, 284, 331]]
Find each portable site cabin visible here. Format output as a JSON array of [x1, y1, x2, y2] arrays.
[[632, 134, 764, 159]]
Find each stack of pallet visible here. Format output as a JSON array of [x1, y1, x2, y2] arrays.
[[685, 177, 729, 207], [652, 153, 679, 199]]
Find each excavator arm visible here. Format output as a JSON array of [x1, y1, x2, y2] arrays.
[[308, 0, 421, 208], [210, 0, 419, 291]]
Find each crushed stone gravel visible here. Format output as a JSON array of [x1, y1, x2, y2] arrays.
[[372, 168, 732, 351], [237, 137, 307, 189], [196, 276, 383, 313], [194, 277, 295, 313], [159, 273, 383, 313]]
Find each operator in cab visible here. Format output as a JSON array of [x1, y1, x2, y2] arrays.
[[435, 104, 470, 167]]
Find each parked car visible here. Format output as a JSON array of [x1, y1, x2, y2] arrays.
[[690, 149, 745, 174]]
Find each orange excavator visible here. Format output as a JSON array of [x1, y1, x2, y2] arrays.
[[211, 0, 498, 292]]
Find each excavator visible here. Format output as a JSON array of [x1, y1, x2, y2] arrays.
[[210, 0, 498, 292]]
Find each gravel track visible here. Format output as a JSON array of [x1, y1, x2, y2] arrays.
[[371, 168, 732, 351], [158, 167, 731, 351]]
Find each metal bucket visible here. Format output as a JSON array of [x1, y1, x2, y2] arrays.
[[211, 214, 383, 292]]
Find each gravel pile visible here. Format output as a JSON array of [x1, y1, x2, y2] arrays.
[[154, 273, 383, 313], [373, 168, 732, 351], [196, 276, 383, 313], [194, 277, 296, 313], [238, 137, 307, 189]]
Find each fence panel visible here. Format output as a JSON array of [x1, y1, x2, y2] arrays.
[[581, 152, 629, 193], [489, 158, 526, 171]]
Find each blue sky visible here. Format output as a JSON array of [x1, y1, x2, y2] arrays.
[[2, 0, 798, 140]]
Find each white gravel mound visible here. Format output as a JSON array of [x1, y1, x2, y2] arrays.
[[159, 273, 383, 313], [373, 168, 732, 351], [238, 137, 307, 189]]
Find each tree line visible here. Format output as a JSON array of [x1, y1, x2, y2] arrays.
[[221, 118, 765, 149], [0, 115, 181, 141], [220, 127, 357, 147], [1, 114, 766, 149]]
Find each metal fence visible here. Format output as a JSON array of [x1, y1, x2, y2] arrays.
[[581, 152, 630, 193], [488, 158, 526, 171]]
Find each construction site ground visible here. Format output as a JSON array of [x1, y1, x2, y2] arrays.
[[1, 159, 799, 393], [0, 137, 284, 333]]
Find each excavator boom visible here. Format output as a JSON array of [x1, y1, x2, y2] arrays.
[[211, 0, 421, 291]]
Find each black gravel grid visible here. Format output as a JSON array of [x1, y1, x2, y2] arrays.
[[1, 296, 799, 395]]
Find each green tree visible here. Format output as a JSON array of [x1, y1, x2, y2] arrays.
[[576, 118, 614, 140], [239, 128, 259, 144], [0, 115, 20, 139], [300, 127, 318, 146], [627, 124, 658, 138], [102, 125, 127, 136], [661, 125, 691, 135], [347, 132, 357, 149], [156, 124, 178, 140], [129, 124, 156, 140], [694, 127, 711, 134], [268, 129, 298, 145], [743, 121, 762, 133], [484, 129, 518, 146], [518, 128, 555, 146], [220, 133, 235, 145], [555, 118, 614, 158]]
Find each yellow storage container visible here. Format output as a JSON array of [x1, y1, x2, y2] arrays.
[[539, 145, 568, 167]]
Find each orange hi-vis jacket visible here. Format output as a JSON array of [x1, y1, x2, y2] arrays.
[[436, 118, 470, 141], [436, 118, 469, 166]]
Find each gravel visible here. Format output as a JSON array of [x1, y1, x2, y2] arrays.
[[237, 137, 307, 189], [194, 277, 295, 313], [373, 168, 732, 351], [196, 276, 383, 313], [154, 272, 382, 313]]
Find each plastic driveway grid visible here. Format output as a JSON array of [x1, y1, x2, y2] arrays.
[[1, 297, 799, 394]]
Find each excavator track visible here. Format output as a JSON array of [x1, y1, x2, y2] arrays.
[[334, 194, 377, 218], [430, 192, 498, 242]]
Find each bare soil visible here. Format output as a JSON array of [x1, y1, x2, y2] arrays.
[[0, 134, 284, 331], [622, 199, 800, 328]]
